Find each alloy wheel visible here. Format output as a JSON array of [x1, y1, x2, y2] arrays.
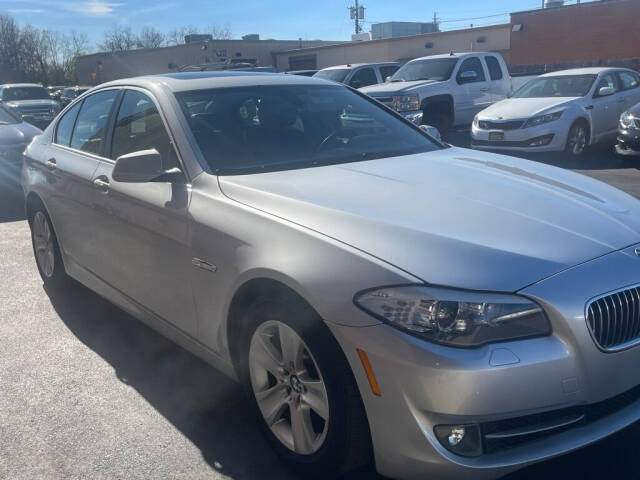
[[33, 211, 55, 278], [567, 124, 587, 155], [249, 320, 330, 455]]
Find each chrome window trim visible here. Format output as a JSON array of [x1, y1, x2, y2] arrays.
[[585, 283, 640, 353], [51, 85, 191, 183]]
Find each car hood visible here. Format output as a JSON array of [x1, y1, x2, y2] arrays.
[[360, 80, 442, 96], [219, 147, 640, 291], [0, 122, 41, 146], [479, 97, 576, 120]]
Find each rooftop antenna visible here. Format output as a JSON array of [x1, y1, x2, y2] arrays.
[[449, 50, 454, 56]]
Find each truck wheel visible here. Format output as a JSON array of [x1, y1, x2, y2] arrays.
[[242, 297, 372, 478], [423, 104, 452, 137]]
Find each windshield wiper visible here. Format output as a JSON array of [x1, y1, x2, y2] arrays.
[[390, 78, 405, 82]]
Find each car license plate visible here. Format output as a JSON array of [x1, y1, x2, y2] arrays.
[[489, 131, 504, 141]]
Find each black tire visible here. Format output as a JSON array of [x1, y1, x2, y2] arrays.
[[423, 103, 452, 137], [565, 120, 590, 157], [29, 206, 69, 288], [240, 294, 372, 478]]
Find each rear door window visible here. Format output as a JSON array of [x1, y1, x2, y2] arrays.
[[617, 71, 640, 91], [55, 102, 82, 147], [484, 56, 503, 81], [70, 90, 119, 155]]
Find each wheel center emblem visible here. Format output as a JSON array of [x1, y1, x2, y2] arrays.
[[289, 375, 303, 393]]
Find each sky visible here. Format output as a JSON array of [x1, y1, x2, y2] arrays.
[[0, 0, 579, 47]]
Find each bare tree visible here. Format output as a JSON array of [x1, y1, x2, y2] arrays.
[[0, 15, 23, 82], [209, 24, 233, 40], [137, 26, 166, 49], [61, 31, 91, 83], [99, 25, 138, 52], [166, 25, 198, 45]]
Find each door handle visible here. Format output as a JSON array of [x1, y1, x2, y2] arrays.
[[618, 98, 626, 103], [93, 176, 110, 193], [45, 158, 56, 170], [480, 87, 490, 92]]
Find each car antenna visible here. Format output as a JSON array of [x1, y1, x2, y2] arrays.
[[449, 50, 454, 56]]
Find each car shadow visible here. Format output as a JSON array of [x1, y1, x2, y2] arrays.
[[0, 177, 26, 223], [43, 280, 381, 480]]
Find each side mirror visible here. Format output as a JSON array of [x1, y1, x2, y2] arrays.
[[385, 76, 392, 82], [112, 149, 165, 183], [597, 86, 616, 97], [419, 124, 442, 141], [458, 70, 478, 84], [506, 90, 514, 98]]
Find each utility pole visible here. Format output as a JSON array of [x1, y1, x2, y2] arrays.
[[349, 1, 364, 34]]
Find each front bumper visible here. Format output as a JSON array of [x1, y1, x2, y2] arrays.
[[616, 125, 640, 156], [330, 243, 640, 480], [471, 121, 566, 153]]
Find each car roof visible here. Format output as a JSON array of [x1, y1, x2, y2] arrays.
[[0, 83, 45, 88], [541, 67, 629, 77], [96, 71, 341, 93], [319, 62, 400, 71], [408, 52, 490, 63]]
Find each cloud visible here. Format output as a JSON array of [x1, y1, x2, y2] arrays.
[[66, 1, 125, 16], [7, 8, 45, 14], [2, 0, 126, 17]]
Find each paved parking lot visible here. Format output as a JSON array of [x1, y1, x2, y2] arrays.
[[2, 140, 640, 480]]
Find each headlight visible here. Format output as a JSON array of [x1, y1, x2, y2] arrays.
[[523, 111, 563, 128], [620, 111, 636, 129], [354, 285, 550, 347], [392, 94, 420, 112]]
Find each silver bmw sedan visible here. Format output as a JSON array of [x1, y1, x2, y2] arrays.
[[21, 72, 640, 480]]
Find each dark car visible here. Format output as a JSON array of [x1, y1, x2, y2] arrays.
[[59, 86, 91, 108], [617, 102, 640, 156]]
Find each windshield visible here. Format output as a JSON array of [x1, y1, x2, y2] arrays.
[[313, 69, 350, 83], [176, 84, 440, 175], [513, 75, 596, 98], [0, 106, 19, 125], [2, 86, 50, 101], [390, 58, 458, 82]]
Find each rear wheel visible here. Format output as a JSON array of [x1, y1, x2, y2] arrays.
[[29, 208, 68, 287], [565, 121, 589, 156], [242, 298, 371, 478]]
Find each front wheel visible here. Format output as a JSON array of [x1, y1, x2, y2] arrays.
[[244, 300, 371, 478], [565, 121, 589, 156]]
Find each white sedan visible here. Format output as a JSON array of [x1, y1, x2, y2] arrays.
[[471, 67, 640, 156]]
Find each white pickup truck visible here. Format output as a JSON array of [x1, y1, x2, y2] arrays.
[[360, 52, 535, 133]]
